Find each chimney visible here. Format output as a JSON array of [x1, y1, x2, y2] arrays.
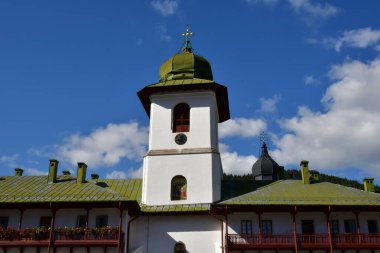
[[364, 178, 375, 192], [77, 162, 87, 184], [48, 159, 59, 183], [91, 173, 99, 181], [310, 170, 320, 182], [15, 168, 24, 176], [300, 160, 310, 184], [62, 170, 71, 175]]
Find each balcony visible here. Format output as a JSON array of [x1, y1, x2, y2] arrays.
[[228, 233, 380, 250], [0, 227, 120, 248]]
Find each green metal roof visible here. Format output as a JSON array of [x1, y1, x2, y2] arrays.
[[147, 78, 214, 87], [220, 180, 380, 206], [140, 203, 210, 213], [0, 175, 142, 203]]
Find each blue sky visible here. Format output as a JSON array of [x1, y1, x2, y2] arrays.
[[1, 0, 380, 182]]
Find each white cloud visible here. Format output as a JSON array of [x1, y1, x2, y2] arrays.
[[221, 145, 257, 175], [272, 58, 380, 181], [304, 75, 320, 85], [57, 122, 148, 168], [151, 0, 178, 16], [325, 27, 380, 52], [27, 168, 48, 176], [106, 165, 143, 179], [219, 118, 266, 138], [106, 170, 127, 179], [288, 0, 338, 19], [157, 24, 171, 41], [258, 95, 281, 113], [0, 154, 19, 168]]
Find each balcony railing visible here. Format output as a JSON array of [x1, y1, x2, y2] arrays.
[[228, 233, 380, 250], [0, 227, 120, 247]]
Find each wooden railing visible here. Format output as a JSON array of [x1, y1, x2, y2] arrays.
[[228, 233, 380, 249], [0, 227, 120, 247], [228, 234, 294, 249]]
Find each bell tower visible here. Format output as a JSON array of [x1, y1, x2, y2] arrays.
[[138, 27, 230, 205]]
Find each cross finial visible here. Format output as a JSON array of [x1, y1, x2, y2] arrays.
[[181, 25, 193, 52], [259, 131, 269, 145]]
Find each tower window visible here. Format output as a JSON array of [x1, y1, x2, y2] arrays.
[[171, 176, 187, 200], [174, 242, 186, 253], [173, 103, 190, 132]]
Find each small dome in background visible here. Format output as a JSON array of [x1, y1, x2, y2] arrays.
[[252, 142, 283, 181]]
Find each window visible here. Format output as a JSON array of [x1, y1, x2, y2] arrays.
[[40, 216, 52, 227], [174, 242, 186, 253], [368, 220, 378, 233], [262, 220, 273, 235], [171, 176, 187, 200], [96, 215, 108, 227], [302, 220, 315, 234], [0, 216, 9, 228], [173, 103, 190, 132], [77, 215, 87, 227], [344, 219, 357, 233], [330, 220, 339, 234], [241, 220, 252, 235]]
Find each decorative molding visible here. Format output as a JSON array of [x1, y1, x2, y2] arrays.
[[145, 147, 219, 157]]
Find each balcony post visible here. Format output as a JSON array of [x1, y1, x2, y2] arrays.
[[225, 206, 229, 253], [326, 206, 333, 253], [292, 206, 298, 253], [85, 208, 90, 240], [18, 208, 24, 231], [117, 202, 123, 253], [257, 211, 262, 242], [355, 211, 361, 244], [48, 203, 56, 253]]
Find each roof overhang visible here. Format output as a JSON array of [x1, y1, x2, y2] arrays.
[[137, 81, 230, 123]]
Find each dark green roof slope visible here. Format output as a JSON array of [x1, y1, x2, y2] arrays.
[[221, 179, 273, 201], [0, 175, 142, 203], [140, 203, 210, 213], [220, 180, 380, 206]]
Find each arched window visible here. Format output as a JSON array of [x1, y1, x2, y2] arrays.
[[174, 242, 186, 253], [171, 176, 187, 200], [173, 103, 190, 132]]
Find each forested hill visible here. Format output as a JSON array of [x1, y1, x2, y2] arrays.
[[223, 169, 380, 193]]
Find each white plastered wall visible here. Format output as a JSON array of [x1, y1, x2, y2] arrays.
[[129, 215, 222, 253]]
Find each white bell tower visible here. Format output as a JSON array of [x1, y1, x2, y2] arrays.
[[138, 27, 230, 206]]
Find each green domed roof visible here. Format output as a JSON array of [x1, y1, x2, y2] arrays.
[[159, 50, 213, 82]]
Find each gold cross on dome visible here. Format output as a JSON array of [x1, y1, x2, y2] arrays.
[[182, 25, 193, 42], [181, 25, 193, 52]]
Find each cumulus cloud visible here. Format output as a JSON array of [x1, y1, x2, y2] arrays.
[[27, 168, 48, 176], [324, 27, 380, 52], [220, 144, 257, 175], [304, 75, 320, 85], [258, 95, 281, 113], [288, 0, 338, 19], [151, 0, 178, 16], [219, 118, 266, 138], [272, 58, 380, 180], [106, 166, 143, 179], [157, 24, 171, 41], [0, 154, 19, 168], [57, 122, 148, 168]]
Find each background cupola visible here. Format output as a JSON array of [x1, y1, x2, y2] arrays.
[[252, 142, 283, 181]]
